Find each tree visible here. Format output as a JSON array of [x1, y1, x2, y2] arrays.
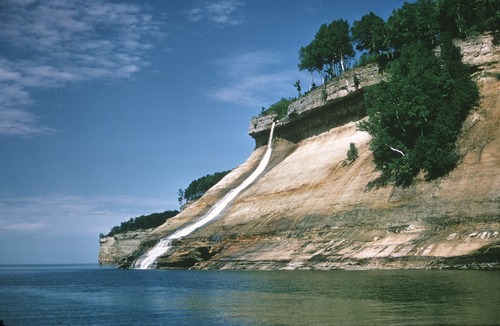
[[319, 19, 354, 75], [342, 143, 359, 166], [386, 0, 440, 50], [438, 0, 500, 38], [181, 170, 232, 203], [359, 41, 478, 187], [351, 12, 388, 56], [298, 19, 354, 84], [298, 41, 324, 87], [105, 210, 179, 237]]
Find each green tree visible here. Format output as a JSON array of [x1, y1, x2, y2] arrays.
[[342, 142, 359, 166], [359, 41, 478, 187], [298, 19, 354, 84], [386, 0, 440, 50], [327, 19, 355, 74], [347, 143, 359, 162], [181, 170, 232, 203], [351, 12, 388, 55], [298, 41, 324, 86], [105, 210, 179, 237], [438, 0, 500, 38]]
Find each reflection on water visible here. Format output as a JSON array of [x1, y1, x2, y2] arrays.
[[0, 266, 499, 325]]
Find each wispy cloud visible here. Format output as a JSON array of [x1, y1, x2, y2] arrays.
[[0, 193, 175, 236], [210, 50, 304, 108], [187, 0, 245, 26], [0, 0, 163, 137]]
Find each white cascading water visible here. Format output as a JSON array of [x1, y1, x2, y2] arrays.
[[133, 122, 276, 269]]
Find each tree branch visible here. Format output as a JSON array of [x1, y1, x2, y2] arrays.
[[389, 145, 405, 156]]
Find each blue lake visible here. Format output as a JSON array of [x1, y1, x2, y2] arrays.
[[1, 265, 499, 325]]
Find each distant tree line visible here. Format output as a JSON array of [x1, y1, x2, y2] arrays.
[[101, 210, 179, 238], [101, 169, 233, 237], [178, 170, 232, 206]]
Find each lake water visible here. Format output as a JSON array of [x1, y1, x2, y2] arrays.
[[0, 265, 499, 325]]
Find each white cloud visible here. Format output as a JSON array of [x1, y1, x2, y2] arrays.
[[187, 0, 244, 26], [2, 222, 47, 232], [210, 50, 305, 108], [0, 0, 164, 137], [0, 193, 175, 236], [187, 8, 203, 22]]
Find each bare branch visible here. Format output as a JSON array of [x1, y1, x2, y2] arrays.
[[389, 146, 405, 156]]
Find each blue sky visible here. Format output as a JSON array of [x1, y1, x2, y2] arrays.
[[0, 0, 409, 264]]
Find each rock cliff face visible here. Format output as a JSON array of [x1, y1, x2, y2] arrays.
[[116, 34, 499, 270], [98, 229, 151, 265]]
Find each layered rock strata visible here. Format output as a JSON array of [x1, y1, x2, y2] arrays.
[[112, 34, 499, 270], [98, 229, 152, 265]]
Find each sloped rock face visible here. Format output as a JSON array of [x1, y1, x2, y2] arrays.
[[123, 33, 499, 270], [98, 230, 152, 265]]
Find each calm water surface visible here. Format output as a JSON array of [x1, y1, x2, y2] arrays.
[[0, 265, 498, 325]]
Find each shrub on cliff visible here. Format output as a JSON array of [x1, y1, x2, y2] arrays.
[[359, 39, 479, 187], [342, 143, 359, 167], [260, 97, 295, 119]]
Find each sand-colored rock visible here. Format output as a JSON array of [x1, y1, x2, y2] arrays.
[[98, 229, 152, 265], [118, 33, 499, 270]]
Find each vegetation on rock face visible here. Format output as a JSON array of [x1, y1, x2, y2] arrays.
[[342, 143, 359, 167], [285, 0, 492, 187], [178, 170, 232, 206], [359, 39, 479, 187], [103, 0, 497, 238], [260, 97, 296, 119], [102, 210, 179, 238]]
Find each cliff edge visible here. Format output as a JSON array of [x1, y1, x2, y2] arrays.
[[114, 34, 499, 270]]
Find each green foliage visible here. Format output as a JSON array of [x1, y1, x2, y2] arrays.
[[347, 143, 359, 162], [342, 143, 359, 166], [359, 40, 479, 187], [260, 97, 295, 119], [179, 170, 232, 205], [351, 12, 388, 55], [321, 87, 328, 103], [298, 19, 354, 83], [386, 0, 440, 50], [295, 0, 496, 99], [105, 210, 179, 237], [438, 0, 500, 38], [293, 80, 302, 96]]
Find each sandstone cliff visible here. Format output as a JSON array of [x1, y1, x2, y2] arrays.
[[114, 34, 499, 270], [98, 229, 152, 265]]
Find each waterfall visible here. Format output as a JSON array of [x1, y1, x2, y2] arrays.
[[133, 122, 276, 269]]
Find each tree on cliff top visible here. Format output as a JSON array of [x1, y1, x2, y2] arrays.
[[351, 12, 388, 56], [359, 39, 479, 187], [386, 0, 441, 51], [298, 19, 354, 85]]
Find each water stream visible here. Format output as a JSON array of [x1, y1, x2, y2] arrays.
[[133, 122, 276, 269]]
